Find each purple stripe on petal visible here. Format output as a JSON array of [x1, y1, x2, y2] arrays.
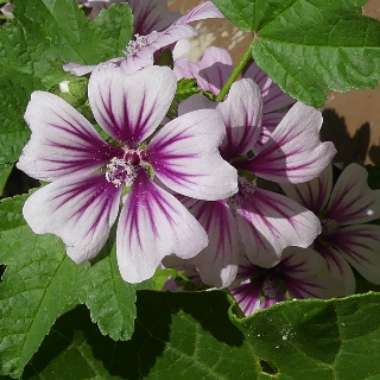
[[149, 109, 238, 201], [281, 165, 333, 214], [231, 281, 262, 316], [236, 188, 320, 266], [89, 65, 177, 147], [218, 79, 262, 160], [175, 1, 223, 25], [128, 0, 179, 35], [17, 91, 117, 182], [23, 173, 121, 263], [239, 103, 336, 184], [188, 200, 239, 287], [326, 164, 380, 225], [116, 173, 208, 283]]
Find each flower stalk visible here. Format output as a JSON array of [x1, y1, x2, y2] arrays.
[[216, 38, 256, 102]]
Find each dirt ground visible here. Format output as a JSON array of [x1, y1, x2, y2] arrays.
[[169, 0, 380, 165]]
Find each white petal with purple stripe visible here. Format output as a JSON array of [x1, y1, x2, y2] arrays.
[[148, 109, 238, 201], [218, 79, 263, 160], [281, 165, 333, 214], [189, 200, 240, 288], [236, 187, 321, 266], [242, 102, 336, 184], [326, 164, 380, 224], [23, 174, 121, 263], [328, 225, 380, 286], [17, 91, 118, 181], [116, 172, 208, 283], [88, 65, 176, 146]]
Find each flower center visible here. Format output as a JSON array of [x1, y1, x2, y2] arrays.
[[124, 33, 157, 56], [321, 218, 339, 235], [261, 276, 280, 299], [228, 177, 257, 211], [238, 176, 257, 197], [105, 149, 147, 188], [261, 274, 287, 300]]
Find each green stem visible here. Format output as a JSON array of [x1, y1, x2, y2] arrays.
[[216, 39, 255, 102]]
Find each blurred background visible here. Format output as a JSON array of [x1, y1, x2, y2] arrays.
[[169, 0, 380, 166]]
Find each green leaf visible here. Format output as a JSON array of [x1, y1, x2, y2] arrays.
[[93, 4, 134, 56], [0, 194, 28, 231], [211, 0, 298, 31], [212, 0, 380, 106], [0, 227, 85, 378], [23, 291, 380, 380], [9, 0, 133, 85], [0, 164, 13, 196], [0, 1, 133, 170], [0, 196, 143, 378], [0, 78, 32, 172], [80, 240, 137, 342]]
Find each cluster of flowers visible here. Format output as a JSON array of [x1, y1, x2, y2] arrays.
[[17, 0, 380, 316]]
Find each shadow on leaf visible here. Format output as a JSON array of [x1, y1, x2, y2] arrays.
[[24, 291, 244, 379]]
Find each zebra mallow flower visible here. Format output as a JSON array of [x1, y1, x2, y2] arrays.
[[282, 164, 380, 295], [179, 79, 336, 288], [17, 64, 238, 283], [65, 1, 223, 76], [174, 46, 295, 148], [230, 247, 342, 316]]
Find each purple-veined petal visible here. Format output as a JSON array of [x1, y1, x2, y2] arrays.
[[244, 63, 272, 98], [218, 79, 263, 160], [313, 241, 356, 296], [178, 94, 216, 115], [116, 172, 207, 283], [235, 214, 281, 269], [17, 91, 119, 181], [240, 102, 336, 184], [63, 63, 97, 77], [121, 25, 196, 75], [230, 278, 263, 316], [230, 262, 286, 315], [174, 58, 200, 81], [175, 1, 223, 25], [127, 0, 179, 35], [236, 187, 321, 266], [326, 164, 380, 225], [148, 109, 238, 201], [244, 63, 295, 114], [188, 200, 240, 288], [88, 64, 176, 146], [281, 247, 344, 299], [174, 47, 232, 96], [281, 165, 333, 214], [231, 245, 342, 316], [23, 174, 121, 263], [329, 225, 380, 285], [196, 47, 232, 96], [254, 112, 283, 149]]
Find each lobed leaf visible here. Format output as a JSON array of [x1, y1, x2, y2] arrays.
[[0, 196, 145, 378], [0, 0, 133, 170], [212, 0, 380, 106], [22, 291, 380, 380]]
